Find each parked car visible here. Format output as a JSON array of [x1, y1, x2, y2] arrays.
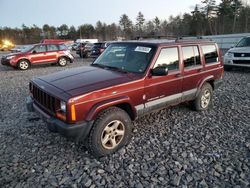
[[26, 40, 224, 157], [71, 43, 79, 51], [224, 36, 250, 70], [90, 42, 111, 57], [76, 42, 94, 58], [1, 43, 74, 70]]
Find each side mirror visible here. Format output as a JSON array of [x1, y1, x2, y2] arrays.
[[32, 50, 37, 54], [151, 66, 168, 76]]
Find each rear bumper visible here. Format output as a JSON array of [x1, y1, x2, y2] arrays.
[[26, 96, 93, 141]]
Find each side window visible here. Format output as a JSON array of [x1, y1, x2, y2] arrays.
[[47, 44, 58, 51], [201, 45, 218, 64], [33, 45, 46, 53], [182, 46, 201, 68], [154, 47, 179, 71]]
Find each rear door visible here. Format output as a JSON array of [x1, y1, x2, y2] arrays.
[[144, 46, 182, 111], [181, 45, 203, 101], [46, 44, 59, 63], [29, 44, 48, 64]]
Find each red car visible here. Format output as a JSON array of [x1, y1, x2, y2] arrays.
[[27, 40, 224, 157], [1, 43, 74, 70]]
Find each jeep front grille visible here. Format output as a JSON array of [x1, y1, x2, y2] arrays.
[[32, 85, 59, 114]]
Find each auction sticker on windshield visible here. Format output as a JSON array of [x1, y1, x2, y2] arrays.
[[135, 46, 151, 53]]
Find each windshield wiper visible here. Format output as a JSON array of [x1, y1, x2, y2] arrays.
[[104, 65, 128, 73], [92, 64, 128, 73], [91, 63, 106, 69]]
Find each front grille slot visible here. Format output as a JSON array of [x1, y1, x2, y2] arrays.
[[233, 60, 250, 65], [234, 53, 250, 57], [32, 85, 58, 113]]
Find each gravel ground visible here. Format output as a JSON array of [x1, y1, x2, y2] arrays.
[[0, 52, 250, 187]]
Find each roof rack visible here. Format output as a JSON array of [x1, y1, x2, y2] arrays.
[[175, 36, 213, 42]]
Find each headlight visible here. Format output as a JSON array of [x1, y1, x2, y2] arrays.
[[225, 52, 233, 58], [6, 55, 15, 60], [60, 101, 66, 112]]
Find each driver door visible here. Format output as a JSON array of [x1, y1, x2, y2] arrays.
[[144, 46, 182, 111], [29, 44, 48, 64]]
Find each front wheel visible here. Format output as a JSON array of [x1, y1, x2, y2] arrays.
[[58, 57, 68, 66], [87, 107, 132, 157], [192, 83, 213, 111], [17, 60, 30, 70]]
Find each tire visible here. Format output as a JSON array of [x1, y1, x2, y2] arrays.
[[58, 57, 68, 66], [88, 107, 132, 157], [17, 59, 30, 70], [192, 83, 213, 111]]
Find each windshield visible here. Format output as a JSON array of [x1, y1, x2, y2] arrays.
[[21, 45, 34, 52], [93, 43, 156, 74], [236, 37, 250, 47]]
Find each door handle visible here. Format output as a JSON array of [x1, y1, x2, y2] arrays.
[[197, 68, 203, 72]]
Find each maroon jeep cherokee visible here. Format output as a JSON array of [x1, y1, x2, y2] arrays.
[[27, 40, 224, 157]]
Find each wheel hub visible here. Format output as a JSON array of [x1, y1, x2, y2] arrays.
[[101, 120, 125, 150]]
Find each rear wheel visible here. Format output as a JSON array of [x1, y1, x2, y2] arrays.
[[58, 57, 68, 66], [17, 59, 30, 70], [88, 107, 132, 157], [192, 83, 213, 111]]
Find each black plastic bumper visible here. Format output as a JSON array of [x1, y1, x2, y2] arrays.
[[26, 96, 93, 141], [1, 58, 11, 66]]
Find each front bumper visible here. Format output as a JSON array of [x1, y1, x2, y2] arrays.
[[1, 58, 11, 66], [224, 57, 250, 68], [26, 96, 93, 141]]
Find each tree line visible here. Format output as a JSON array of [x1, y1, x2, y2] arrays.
[[0, 0, 249, 44]]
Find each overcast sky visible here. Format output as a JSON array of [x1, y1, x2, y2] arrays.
[[0, 0, 231, 28]]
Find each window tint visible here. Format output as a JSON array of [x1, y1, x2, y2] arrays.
[[47, 44, 58, 51], [154, 47, 179, 71], [33, 45, 46, 53], [201, 45, 218, 64], [182, 46, 201, 68]]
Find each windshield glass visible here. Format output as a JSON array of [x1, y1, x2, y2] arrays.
[[93, 43, 156, 74], [21, 45, 34, 52], [236, 37, 250, 47]]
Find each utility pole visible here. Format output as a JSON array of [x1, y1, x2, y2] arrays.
[[232, 0, 238, 33]]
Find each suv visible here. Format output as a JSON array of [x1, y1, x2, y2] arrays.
[[26, 41, 224, 157], [76, 43, 94, 58], [224, 36, 250, 70], [90, 42, 111, 57], [1, 43, 74, 70]]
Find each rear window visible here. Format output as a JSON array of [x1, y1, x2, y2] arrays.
[[182, 46, 201, 68], [59, 44, 67, 50], [201, 45, 218, 64], [94, 43, 103, 47], [47, 44, 58, 51]]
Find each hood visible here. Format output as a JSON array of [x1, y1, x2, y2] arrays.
[[228, 47, 250, 53], [37, 66, 138, 96], [2, 52, 22, 58]]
